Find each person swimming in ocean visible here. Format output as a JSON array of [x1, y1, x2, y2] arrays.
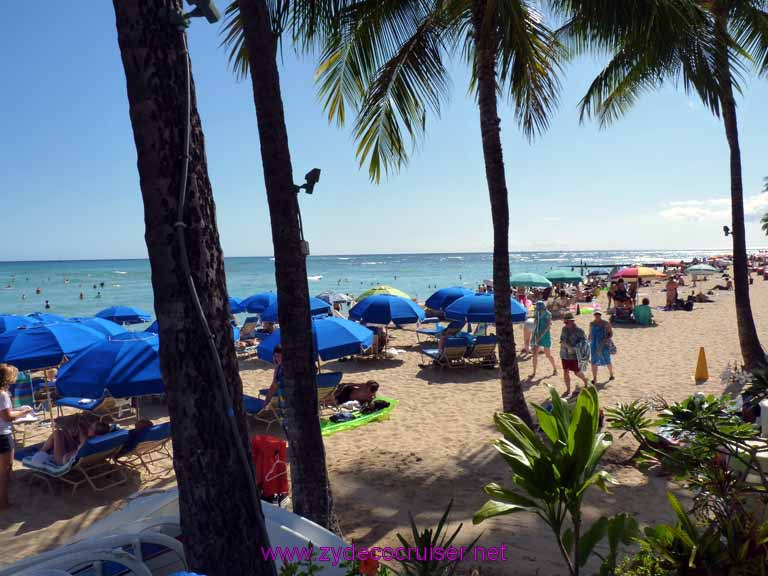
[[44, 300, 51, 309]]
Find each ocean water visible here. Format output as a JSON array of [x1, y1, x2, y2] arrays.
[[0, 250, 728, 319]]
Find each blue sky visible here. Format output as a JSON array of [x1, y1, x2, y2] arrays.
[[1, 2, 766, 261]]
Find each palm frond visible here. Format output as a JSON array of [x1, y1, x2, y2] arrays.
[[351, 9, 452, 181], [314, 0, 440, 128], [494, 1, 564, 138], [220, 0, 352, 80], [578, 42, 669, 127], [730, 1, 768, 75]]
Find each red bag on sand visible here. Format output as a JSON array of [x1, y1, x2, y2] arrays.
[[250, 435, 289, 501]]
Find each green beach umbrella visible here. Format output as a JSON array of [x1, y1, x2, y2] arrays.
[[510, 272, 552, 288], [544, 269, 584, 283], [357, 285, 410, 301]]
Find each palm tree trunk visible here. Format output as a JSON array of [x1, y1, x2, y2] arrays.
[[237, 0, 337, 530], [714, 13, 765, 371], [112, 1, 273, 574], [471, 0, 532, 425]]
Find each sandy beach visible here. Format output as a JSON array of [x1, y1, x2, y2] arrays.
[[2, 274, 763, 574]]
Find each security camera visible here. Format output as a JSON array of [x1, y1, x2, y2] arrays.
[[295, 168, 321, 194], [186, 0, 220, 23], [303, 168, 321, 194]]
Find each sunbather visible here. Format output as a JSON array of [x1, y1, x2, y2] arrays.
[[39, 418, 110, 466], [329, 381, 379, 406]]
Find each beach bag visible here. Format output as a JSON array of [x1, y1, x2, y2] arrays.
[[608, 340, 617, 355]]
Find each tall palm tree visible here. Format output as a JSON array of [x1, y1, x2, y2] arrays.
[[323, 0, 563, 421], [112, 1, 274, 574], [221, 0, 338, 530], [223, 0, 562, 422], [555, 0, 768, 370]]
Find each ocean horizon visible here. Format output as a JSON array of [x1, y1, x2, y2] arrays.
[[0, 249, 738, 318]]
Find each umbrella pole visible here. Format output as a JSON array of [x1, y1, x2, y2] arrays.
[[44, 368, 54, 429]]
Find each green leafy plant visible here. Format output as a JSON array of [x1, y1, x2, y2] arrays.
[[474, 386, 638, 575], [615, 552, 671, 576], [395, 499, 480, 576]]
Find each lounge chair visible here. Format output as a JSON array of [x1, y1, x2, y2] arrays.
[[56, 394, 137, 423], [416, 319, 464, 343], [15, 429, 130, 495], [0, 531, 187, 576], [419, 337, 468, 368], [464, 335, 498, 367], [239, 317, 262, 339], [116, 422, 172, 475], [244, 372, 344, 429]]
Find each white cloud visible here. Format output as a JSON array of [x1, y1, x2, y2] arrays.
[[659, 194, 768, 222]]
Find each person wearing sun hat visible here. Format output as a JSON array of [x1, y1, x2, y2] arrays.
[[588, 310, 615, 384], [559, 312, 589, 397], [531, 300, 557, 377]]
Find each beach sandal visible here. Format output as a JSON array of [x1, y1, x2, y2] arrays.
[[609, 376, 615, 381], [561, 390, 571, 398], [569, 389, 581, 399]]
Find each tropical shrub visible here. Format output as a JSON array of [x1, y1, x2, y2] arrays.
[[474, 386, 638, 575]]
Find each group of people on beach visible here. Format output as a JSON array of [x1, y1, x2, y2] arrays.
[[525, 302, 614, 397]]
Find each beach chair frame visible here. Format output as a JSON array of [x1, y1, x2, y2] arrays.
[[420, 338, 468, 369], [26, 446, 128, 496], [464, 336, 498, 368], [118, 437, 173, 477]]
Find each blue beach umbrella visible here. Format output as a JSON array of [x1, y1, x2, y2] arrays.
[[95, 306, 152, 325], [257, 317, 374, 363], [348, 294, 425, 325], [0, 322, 105, 371], [0, 315, 39, 334], [56, 332, 162, 399], [444, 294, 527, 323], [70, 317, 128, 337], [510, 272, 552, 288], [260, 297, 332, 323], [27, 312, 66, 324], [144, 320, 158, 334], [241, 292, 277, 314], [229, 297, 246, 314], [425, 287, 473, 311]]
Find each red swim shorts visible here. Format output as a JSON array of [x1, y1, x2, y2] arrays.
[[561, 358, 579, 372]]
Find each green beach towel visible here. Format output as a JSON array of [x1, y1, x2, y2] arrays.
[[320, 396, 398, 436]]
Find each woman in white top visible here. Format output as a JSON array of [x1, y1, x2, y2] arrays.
[[0, 363, 33, 509]]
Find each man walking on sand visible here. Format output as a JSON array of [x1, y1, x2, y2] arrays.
[[559, 312, 589, 397]]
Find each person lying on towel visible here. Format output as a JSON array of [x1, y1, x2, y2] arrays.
[[327, 381, 379, 406]]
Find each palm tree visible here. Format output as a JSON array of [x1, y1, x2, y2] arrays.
[[221, 0, 338, 530], [112, 1, 274, 574], [225, 0, 562, 423], [555, 0, 768, 370]]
